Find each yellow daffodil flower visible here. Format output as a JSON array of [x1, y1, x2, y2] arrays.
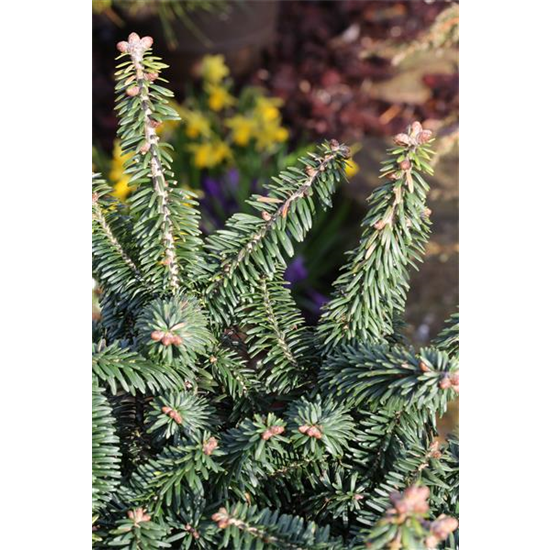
[[345, 158, 359, 178], [248, 95, 289, 151], [180, 108, 211, 139], [344, 143, 362, 179], [211, 141, 232, 165], [274, 126, 289, 142], [200, 54, 229, 84], [189, 143, 213, 169], [112, 179, 134, 200], [226, 115, 255, 146], [254, 96, 283, 123], [254, 122, 288, 151], [206, 84, 235, 112], [252, 116, 289, 151], [109, 140, 134, 200], [188, 141, 233, 169]]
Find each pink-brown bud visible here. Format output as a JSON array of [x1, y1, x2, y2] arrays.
[[126, 86, 140, 97], [450, 372, 459, 393], [390, 486, 430, 516], [428, 440, 442, 459], [374, 220, 386, 231], [419, 361, 430, 372], [140, 36, 154, 50], [298, 425, 309, 434], [417, 129, 433, 144], [329, 139, 340, 151], [184, 523, 200, 540], [169, 410, 183, 424], [439, 374, 452, 390], [151, 330, 165, 342], [410, 121, 423, 136], [261, 428, 273, 441], [307, 426, 323, 439], [161, 406, 171, 415], [393, 133, 411, 146], [212, 508, 229, 529], [388, 171, 401, 181], [128, 32, 141, 45], [162, 333, 175, 346], [430, 516, 459, 540], [172, 334, 183, 346], [117, 41, 129, 53], [270, 425, 285, 435], [145, 72, 159, 82], [261, 211, 272, 222], [140, 142, 151, 154], [399, 159, 411, 171], [203, 437, 218, 456], [425, 535, 439, 549], [128, 508, 151, 525]]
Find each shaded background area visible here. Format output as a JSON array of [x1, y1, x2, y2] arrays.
[[92, 0, 458, 354]]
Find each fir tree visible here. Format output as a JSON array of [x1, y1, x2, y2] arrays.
[[92, 33, 459, 550]]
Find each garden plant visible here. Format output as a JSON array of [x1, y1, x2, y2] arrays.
[[92, 33, 459, 549]]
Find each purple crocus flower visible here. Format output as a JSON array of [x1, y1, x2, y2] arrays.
[[285, 255, 308, 285], [227, 168, 239, 190], [203, 176, 223, 201]]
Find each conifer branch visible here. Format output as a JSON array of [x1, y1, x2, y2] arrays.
[[92, 340, 184, 395], [92, 381, 121, 513], [221, 413, 289, 487], [320, 344, 458, 413], [93, 181, 141, 281], [123, 34, 180, 292], [318, 122, 434, 351], [258, 277, 300, 369], [286, 396, 356, 459], [92, 174, 144, 298], [355, 438, 451, 530], [107, 508, 170, 549], [207, 345, 260, 400], [115, 33, 202, 296], [360, 485, 458, 550], [146, 392, 217, 443], [211, 504, 345, 549], [129, 434, 223, 515], [203, 141, 349, 322], [434, 310, 459, 359], [351, 407, 431, 480], [92, 173, 149, 341], [238, 272, 314, 394]]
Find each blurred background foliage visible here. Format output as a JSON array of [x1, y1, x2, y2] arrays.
[[92, 0, 458, 372]]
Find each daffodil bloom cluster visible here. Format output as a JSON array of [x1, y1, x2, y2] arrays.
[[245, 96, 289, 150], [188, 141, 232, 169], [199, 54, 229, 84], [103, 54, 355, 204], [160, 54, 291, 171]]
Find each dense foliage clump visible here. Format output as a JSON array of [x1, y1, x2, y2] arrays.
[[92, 33, 459, 550]]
